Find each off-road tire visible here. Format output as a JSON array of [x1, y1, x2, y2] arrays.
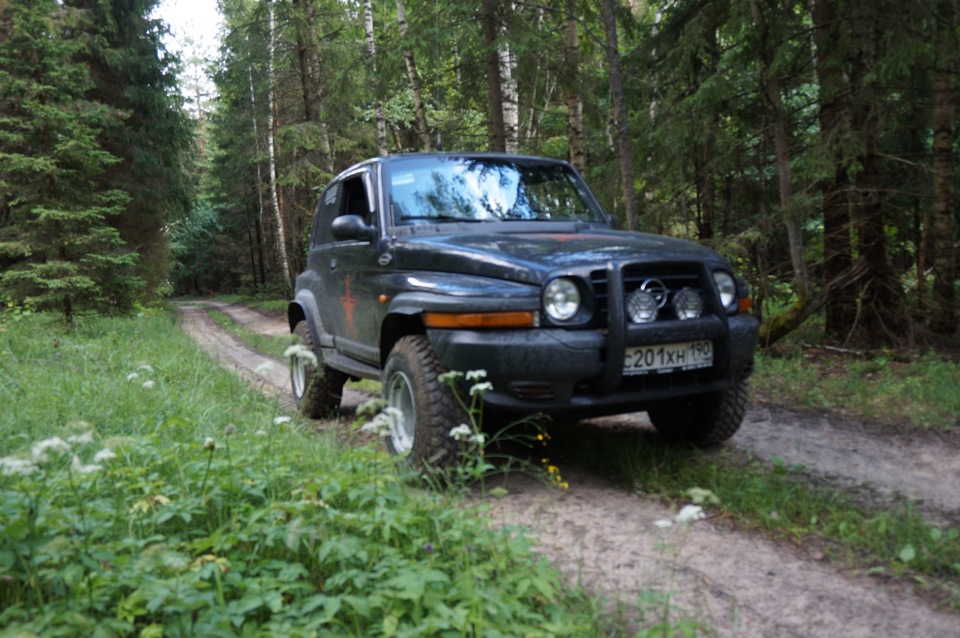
[[647, 380, 749, 446], [291, 320, 348, 419], [382, 335, 463, 467]]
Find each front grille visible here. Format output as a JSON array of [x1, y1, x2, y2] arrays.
[[591, 264, 708, 327]]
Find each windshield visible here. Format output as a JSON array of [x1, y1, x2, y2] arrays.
[[387, 156, 606, 225]]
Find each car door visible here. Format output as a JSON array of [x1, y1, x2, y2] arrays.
[[315, 168, 383, 366]]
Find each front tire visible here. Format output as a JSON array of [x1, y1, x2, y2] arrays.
[[291, 320, 348, 418], [647, 381, 749, 446], [382, 335, 463, 467]]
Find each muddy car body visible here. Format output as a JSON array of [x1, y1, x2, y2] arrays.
[[288, 153, 759, 465]]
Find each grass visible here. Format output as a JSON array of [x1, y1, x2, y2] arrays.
[[205, 305, 382, 396], [754, 348, 960, 431], [207, 307, 293, 360], [0, 309, 628, 637]]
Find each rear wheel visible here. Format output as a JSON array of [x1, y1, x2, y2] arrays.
[[647, 381, 749, 446], [382, 335, 463, 467], [291, 320, 348, 418]]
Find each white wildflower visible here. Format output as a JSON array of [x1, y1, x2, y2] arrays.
[[357, 398, 386, 416], [654, 519, 674, 529], [255, 429, 267, 436], [438, 371, 463, 384], [283, 344, 318, 367], [32, 437, 70, 463], [361, 413, 394, 437], [203, 437, 217, 451], [0, 457, 39, 476], [142, 380, 155, 390], [684, 487, 719, 505], [137, 364, 154, 374], [449, 424, 473, 441], [468, 433, 487, 446], [469, 382, 493, 397], [254, 361, 275, 374], [67, 431, 94, 445], [93, 448, 117, 463], [126, 372, 140, 382], [382, 407, 403, 421], [465, 369, 487, 381], [675, 504, 706, 525], [273, 416, 292, 426], [71, 455, 102, 475]]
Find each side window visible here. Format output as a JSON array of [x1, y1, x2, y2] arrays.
[[312, 182, 341, 246], [339, 175, 372, 223]]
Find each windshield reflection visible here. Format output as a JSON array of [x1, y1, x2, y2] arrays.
[[388, 157, 603, 225]]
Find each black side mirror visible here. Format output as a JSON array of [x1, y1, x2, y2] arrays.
[[331, 214, 376, 242]]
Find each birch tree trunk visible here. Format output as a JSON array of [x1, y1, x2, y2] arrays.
[[498, 3, 519, 153], [601, 0, 638, 229], [482, 0, 506, 152], [363, 0, 388, 155], [397, 0, 432, 151], [266, 0, 292, 290], [563, 0, 585, 171]]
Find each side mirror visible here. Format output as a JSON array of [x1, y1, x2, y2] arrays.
[[331, 214, 376, 242]]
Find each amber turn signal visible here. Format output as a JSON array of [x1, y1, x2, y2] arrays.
[[423, 311, 537, 329], [738, 297, 754, 313]]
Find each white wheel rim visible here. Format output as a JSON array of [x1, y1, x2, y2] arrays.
[[385, 371, 416, 454], [291, 356, 307, 399]]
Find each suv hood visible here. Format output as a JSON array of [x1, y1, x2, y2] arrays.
[[390, 228, 722, 285]]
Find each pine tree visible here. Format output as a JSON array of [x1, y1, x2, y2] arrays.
[[0, 0, 141, 323], [65, 0, 193, 301]]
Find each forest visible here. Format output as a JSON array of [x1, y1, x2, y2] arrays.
[[1, 0, 957, 348]]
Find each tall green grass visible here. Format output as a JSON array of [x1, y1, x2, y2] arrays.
[[0, 311, 616, 637], [754, 350, 960, 430]]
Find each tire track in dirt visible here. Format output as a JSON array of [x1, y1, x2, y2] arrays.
[[176, 301, 960, 637]]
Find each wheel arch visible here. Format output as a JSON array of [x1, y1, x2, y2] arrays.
[[288, 290, 322, 344], [379, 308, 426, 368]]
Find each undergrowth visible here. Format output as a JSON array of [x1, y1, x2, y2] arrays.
[[754, 348, 960, 430], [0, 311, 613, 636]]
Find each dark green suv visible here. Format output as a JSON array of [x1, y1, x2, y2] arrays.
[[288, 153, 759, 466]]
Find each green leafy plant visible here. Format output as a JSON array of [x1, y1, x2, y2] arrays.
[[0, 312, 617, 636]]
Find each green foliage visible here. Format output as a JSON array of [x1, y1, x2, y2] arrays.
[[754, 349, 960, 430], [0, 312, 606, 636], [0, 0, 143, 321], [64, 0, 194, 302]]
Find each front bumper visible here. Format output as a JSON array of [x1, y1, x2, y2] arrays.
[[427, 312, 758, 416]]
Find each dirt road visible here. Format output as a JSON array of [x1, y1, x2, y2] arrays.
[[177, 301, 960, 637]]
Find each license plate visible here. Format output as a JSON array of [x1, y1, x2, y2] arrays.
[[623, 341, 713, 376]]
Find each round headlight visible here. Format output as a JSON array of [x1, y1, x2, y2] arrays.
[[712, 271, 737, 310], [543, 278, 581, 321]]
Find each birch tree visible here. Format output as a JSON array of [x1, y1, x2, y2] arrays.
[[266, 0, 292, 290], [364, 0, 388, 155]]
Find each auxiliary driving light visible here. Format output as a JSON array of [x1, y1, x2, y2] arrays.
[[626, 290, 658, 323], [673, 287, 703, 320]]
